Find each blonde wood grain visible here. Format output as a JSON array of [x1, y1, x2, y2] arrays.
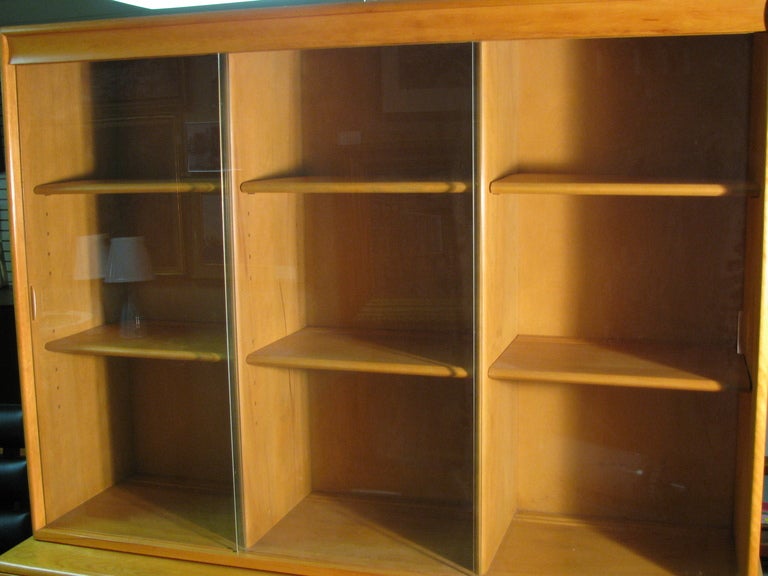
[[513, 37, 749, 343], [486, 514, 735, 576], [40, 478, 235, 552], [476, 41, 522, 572], [130, 361, 233, 487], [514, 383, 738, 526], [227, 50, 312, 548], [0, 538, 273, 576], [513, 36, 751, 181], [307, 372, 473, 506], [11, 60, 136, 528], [734, 33, 768, 576], [26, 492, 472, 576], [243, 492, 473, 576], [3, 10, 767, 576], [0, 43, 48, 531], [489, 335, 750, 392], [294, 44, 476, 546], [34, 179, 221, 195], [246, 327, 470, 378], [2, 0, 765, 65], [298, 45, 473, 335], [477, 36, 753, 574], [44, 321, 227, 362], [491, 172, 758, 197], [241, 176, 470, 195]]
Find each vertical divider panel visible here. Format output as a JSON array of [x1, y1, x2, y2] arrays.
[[226, 50, 312, 548], [476, 41, 521, 573]]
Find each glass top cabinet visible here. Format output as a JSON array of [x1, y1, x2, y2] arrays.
[[1, 3, 767, 576]]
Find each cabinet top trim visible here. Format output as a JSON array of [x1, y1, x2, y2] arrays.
[[2, 0, 766, 65]]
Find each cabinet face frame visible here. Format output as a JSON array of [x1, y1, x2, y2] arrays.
[[2, 5, 768, 576]]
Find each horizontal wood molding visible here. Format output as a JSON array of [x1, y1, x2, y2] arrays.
[[3, 0, 767, 65]]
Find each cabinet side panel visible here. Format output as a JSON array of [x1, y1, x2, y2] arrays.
[[13, 62, 135, 525], [477, 41, 521, 573], [736, 33, 768, 576], [227, 51, 311, 547], [1, 53, 47, 529]]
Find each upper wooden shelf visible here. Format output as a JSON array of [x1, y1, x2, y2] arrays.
[[34, 179, 221, 196], [45, 322, 227, 362], [246, 327, 470, 378], [490, 173, 759, 197], [240, 176, 470, 195], [488, 335, 750, 392]]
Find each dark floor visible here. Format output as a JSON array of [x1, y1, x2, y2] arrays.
[[0, 289, 28, 555]]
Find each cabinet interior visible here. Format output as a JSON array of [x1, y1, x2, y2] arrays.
[[6, 26, 765, 576], [14, 54, 236, 553], [229, 44, 476, 574], [479, 35, 756, 575]]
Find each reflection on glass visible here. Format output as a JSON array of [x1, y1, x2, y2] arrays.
[[105, 236, 154, 338]]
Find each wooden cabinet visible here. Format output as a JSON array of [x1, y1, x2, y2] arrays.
[[1, 3, 767, 576]]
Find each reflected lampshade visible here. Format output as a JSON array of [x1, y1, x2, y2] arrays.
[[105, 236, 154, 283]]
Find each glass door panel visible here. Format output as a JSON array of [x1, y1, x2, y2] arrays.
[[15, 54, 236, 555]]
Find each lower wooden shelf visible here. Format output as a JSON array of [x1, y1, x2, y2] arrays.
[[38, 477, 236, 555], [489, 335, 750, 392], [36, 482, 473, 576], [487, 513, 735, 576], [243, 492, 474, 576]]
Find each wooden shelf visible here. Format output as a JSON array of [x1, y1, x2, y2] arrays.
[[244, 492, 473, 576], [489, 173, 758, 197], [34, 179, 221, 196], [39, 477, 236, 555], [45, 322, 227, 362], [488, 335, 749, 392], [487, 513, 735, 576], [240, 176, 470, 195], [246, 327, 470, 378]]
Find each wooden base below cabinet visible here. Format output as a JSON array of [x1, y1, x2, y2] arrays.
[[0, 539, 273, 576]]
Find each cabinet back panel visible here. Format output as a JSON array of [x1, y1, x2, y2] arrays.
[[131, 360, 233, 486], [304, 194, 474, 332], [300, 46, 473, 180], [516, 195, 745, 342], [509, 36, 750, 343], [308, 372, 474, 502], [514, 36, 751, 178], [515, 384, 738, 526]]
